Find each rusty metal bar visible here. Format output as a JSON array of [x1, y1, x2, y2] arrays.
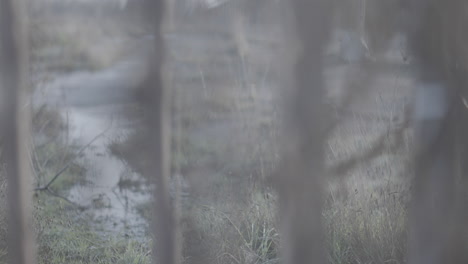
[[277, 0, 331, 264], [0, 0, 36, 263]]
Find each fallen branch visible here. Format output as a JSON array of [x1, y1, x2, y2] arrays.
[[34, 121, 112, 191]]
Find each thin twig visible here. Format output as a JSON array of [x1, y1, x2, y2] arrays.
[[198, 64, 207, 99], [261, 61, 270, 90], [45, 188, 86, 210], [218, 252, 241, 264], [31, 139, 44, 181], [27, 146, 39, 182]]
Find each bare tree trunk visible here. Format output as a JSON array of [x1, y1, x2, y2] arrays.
[[143, 0, 179, 264], [277, 0, 331, 264], [0, 0, 36, 263]]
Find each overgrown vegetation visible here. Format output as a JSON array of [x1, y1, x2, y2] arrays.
[[108, 46, 413, 264], [0, 0, 419, 263], [1, 105, 151, 263]]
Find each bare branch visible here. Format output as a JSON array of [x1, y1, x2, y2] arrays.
[[34, 123, 111, 192]]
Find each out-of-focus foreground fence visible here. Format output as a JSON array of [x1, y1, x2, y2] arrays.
[[1, 0, 468, 263]]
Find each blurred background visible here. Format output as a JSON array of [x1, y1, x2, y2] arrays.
[[1, 0, 467, 263]]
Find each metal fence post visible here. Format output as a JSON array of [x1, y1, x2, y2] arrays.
[[277, 0, 331, 264], [0, 0, 36, 263], [143, 0, 179, 263]]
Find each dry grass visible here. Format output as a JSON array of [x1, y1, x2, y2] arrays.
[[181, 189, 279, 264], [23, 2, 418, 263], [325, 163, 410, 264]]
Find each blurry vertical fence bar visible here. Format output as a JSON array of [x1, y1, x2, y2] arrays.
[[143, 0, 179, 264], [0, 0, 36, 263], [408, 0, 468, 263], [277, 0, 331, 264]]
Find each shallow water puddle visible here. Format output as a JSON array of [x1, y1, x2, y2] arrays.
[[32, 44, 155, 239], [65, 105, 152, 239]]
